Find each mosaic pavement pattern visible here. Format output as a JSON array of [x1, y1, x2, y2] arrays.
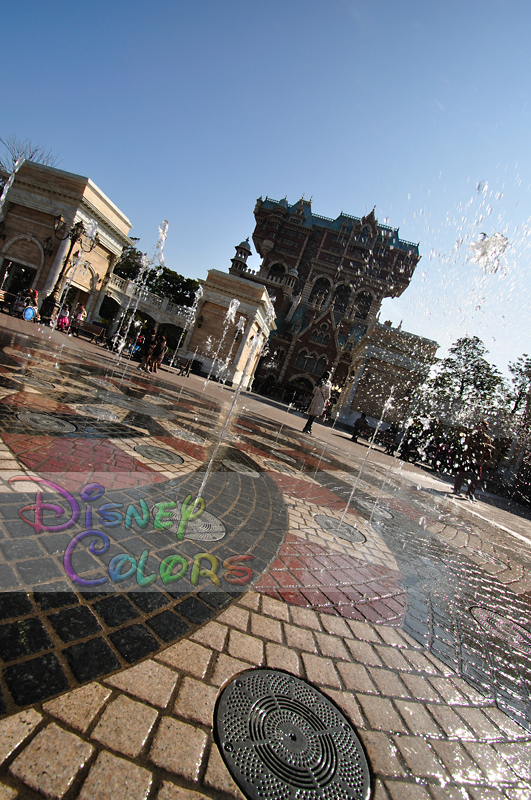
[[0, 323, 530, 798]]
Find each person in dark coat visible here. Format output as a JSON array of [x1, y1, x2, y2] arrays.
[[350, 412, 368, 442], [148, 334, 167, 373], [138, 328, 156, 371]]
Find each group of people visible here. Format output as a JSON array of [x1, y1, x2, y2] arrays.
[[52, 303, 87, 334], [137, 329, 167, 374], [11, 288, 39, 320], [300, 374, 494, 501]]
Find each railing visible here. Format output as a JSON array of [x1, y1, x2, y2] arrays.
[[108, 274, 128, 292], [132, 286, 163, 308], [166, 300, 190, 317], [108, 273, 191, 320]]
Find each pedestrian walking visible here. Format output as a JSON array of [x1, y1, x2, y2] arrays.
[[70, 303, 86, 336], [452, 420, 493, 501], [57, 306, 70, 332], [147, 333, 167, 373], [350, 412, 368, 442], [302, 372, 332, 435], [138, 328, 156, 371]]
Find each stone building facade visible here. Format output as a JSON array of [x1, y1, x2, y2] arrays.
[[183, 270, 275, 388], [0, 162, 131, 318], [228, 196, 420, 397], [336, 321, 438, 427]]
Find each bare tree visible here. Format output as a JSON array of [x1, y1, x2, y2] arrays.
[[0, 134, 60, 172]]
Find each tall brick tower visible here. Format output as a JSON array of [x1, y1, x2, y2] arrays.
[[229, 196, 420, 396]]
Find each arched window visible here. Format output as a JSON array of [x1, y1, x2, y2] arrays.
[[309, 277, 331, 305], [310, 330, 318, 342], [358, 226, 371, 245], [295, 349, 307, 369], [305, 353, 317, 373], [315, 356, 327, 376], [355, 291, 372, 320], [332, 285, 351, 314], [267, 263, 285, 281]]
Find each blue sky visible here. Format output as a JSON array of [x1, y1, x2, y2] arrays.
[[3, 0, 530, 374]]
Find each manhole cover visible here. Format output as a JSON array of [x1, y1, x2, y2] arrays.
[[470, 607, 531, 656], [354, 498, 393, 520], [134, 444, 184, 465], [314, 515, 366, 544], [221, 460, 260, 478], [96, 390, 168, 418], [17, 412, 76, 433], [215, 669, 371, 800], [264, 460, 297, 476], [466, 548, 507, 568], [170, 427, 205, 444], [255, 438, 284, 450], [222, 432, 241, 443], [80, 405, 120, 422], [12, 374, 55, 389], [274, 452, 297, 464], [91, 377, 115, 388], [165, 505, 226, 541]]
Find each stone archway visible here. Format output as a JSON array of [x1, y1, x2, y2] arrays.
[[0, 234, 44, 293]]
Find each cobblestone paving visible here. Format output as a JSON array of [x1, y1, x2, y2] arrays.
[[0, 320, 529, 799]]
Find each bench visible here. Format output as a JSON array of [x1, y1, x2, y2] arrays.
[[166, 356, 192, 376], [0, 291, 15, 311], [351, 423, 395, 451], [351, 422, 376, 441], [74, 321, 107, 341], [375, 429, 396, 453]]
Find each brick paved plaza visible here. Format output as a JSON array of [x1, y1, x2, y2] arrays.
[[0, 316, 529, 799]]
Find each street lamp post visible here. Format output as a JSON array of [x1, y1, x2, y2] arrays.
[[41, 216, 98, 318]]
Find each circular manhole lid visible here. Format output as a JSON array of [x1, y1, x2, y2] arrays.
[[470, 606, 531, 656], [12, 373, 56, 389], [222, 433, 240, 443], [165, 505, 226, 541], [80, 405, 121, 422], [90, 377, 115, 388], [274, 451, 297, 464], [96, 390, 168, 418], [215, 669, 371, 800], [170, 427, 205, 444], [314, 515, 366, 544], [134, 444, 184, 465], [17, 411, 76, 433], [221, 459, 260, 478], [354, 497, 393, 520], [256, 438, 282, 449], [264, 460, 297, 476]]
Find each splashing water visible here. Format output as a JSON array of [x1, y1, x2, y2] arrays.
[[203, 299, 241, 389], [196, 331, 267, 503], [226, 298, 241, 325], [219, 316, 247, 388], [114, 220, 169, 351], [469, 232, 509, 275], [169, 285, 204, 368], [338, 387, 395, 530]]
